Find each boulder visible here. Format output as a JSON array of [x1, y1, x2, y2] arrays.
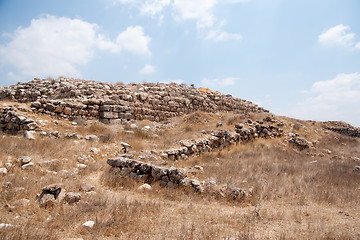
[[151, 166, 168, 181], [137, 183, 152, 191], [38, 194, 55, 208], [82, 221, 95, 228], [120, 142, 132, 153], [16, 156, 32, 165], [107, 157, 130, 168], [21, 162, 34, 170], [0, 167, 7, 175], [168, 167, 187, 183], [41, 184, 62, 199], [24, 130, 36, 140], [64, 192, 81, 204], [90, 147, 100, 154], [84, 135, 98, 141]]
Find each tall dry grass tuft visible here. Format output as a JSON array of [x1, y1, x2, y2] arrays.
[[0, 223, 54, 240]]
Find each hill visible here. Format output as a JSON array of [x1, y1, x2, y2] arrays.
[[1, 77, 360, 239]]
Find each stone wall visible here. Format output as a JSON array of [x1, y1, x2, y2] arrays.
[[323, 121, 360, 138], [161, 118, 284, 160], [0, 107, 37, 133], [107, 157, 248, 200], [0, 77, 267, 123]]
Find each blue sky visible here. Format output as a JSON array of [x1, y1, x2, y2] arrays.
[[0, 0, 360, 125]]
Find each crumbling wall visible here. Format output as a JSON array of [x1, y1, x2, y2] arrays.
[[0, 107, 37, 133], [107, 157, 248, 200], [0, 77, 267, 123], [323, 121, 360, 138], [161, 119, 284, 160]]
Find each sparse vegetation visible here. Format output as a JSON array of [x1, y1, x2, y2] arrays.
[[1, 99, 360, 239]]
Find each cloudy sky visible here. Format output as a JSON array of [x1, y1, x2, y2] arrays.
[[0, 0, 360, 125]]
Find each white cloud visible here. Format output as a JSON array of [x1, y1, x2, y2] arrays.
[[0, 15, 151, 82], [140, 0, 171, 17], [97, 26, 151, 55], [205, 30, 242, 41], [289, 73, 360, 126], [201, 77, 238, 88], [318, 24, 358, 49], [356, 42, 360, 50], [114, 26, 151, 55], [140, 64, 155, 74], [173, 0, 217, 29], [114, 0, 170, 18], [115, 0, 244, 41], [173, 0, 243, 40]]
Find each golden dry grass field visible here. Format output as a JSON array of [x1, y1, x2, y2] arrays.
[[1, 101, 360, 240]]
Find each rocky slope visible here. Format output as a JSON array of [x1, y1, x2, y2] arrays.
[[1, 78, 360, 239]]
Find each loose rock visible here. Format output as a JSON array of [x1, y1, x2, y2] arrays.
[[82, 220, 95, 228]]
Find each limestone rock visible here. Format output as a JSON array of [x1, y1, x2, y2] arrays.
[[41, 184, 62, 199], [21, 162, 34, 170], [82, 220, 95, 228], [120, 142, 132, 153], [38, 194, 55, 208], [0, 167, 7, 175], [138, 183, 152, 191], [64, 192, 81, 204], [90, 147, 100, 154], [77, 163, 87, 169], [16, 156, 32, 165], [24, 130, 36, 140], [84, 135, 98, 141], [0, 223, 13, 229]]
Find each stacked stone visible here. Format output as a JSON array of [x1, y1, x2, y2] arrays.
[[107, 157, 187, 187], [107, 157, 248, 201], [160, 119, 284, 160], [0, 77, 267, 123], [323, 121, 360, 138], [235, 118, 283, 139], [0, 107, 37, 133]]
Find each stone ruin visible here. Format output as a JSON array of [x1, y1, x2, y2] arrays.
[[161, 118, 284, 160], [0, 77, 267, 123], [0, 106, 37, 134], [106, 118, 285, 200], [107, 157, 248, 200], [323, 121, 360, 138]]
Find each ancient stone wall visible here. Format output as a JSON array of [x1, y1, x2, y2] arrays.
[[161, 119, 284, 160], [107, 157, 248, 200], [106, 118, 284, 200], [323, 121, 360, 138], [0, 77, 267, 123], [0, 107, 37, 133]]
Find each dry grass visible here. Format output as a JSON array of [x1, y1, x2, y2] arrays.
[[186, 137, 360, 206], [1, 103, 360, 239]]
